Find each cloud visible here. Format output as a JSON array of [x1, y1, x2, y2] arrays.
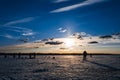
[[18, 38, 29, 43], [52, 0, 69, 3], [41, 39, 49, 42], [58, 27, 67, 33], [88, 41, 99, 44], [4, 17, 35, 26], [113, 32, 120, 39], [11, 26, 37, 36], [0, 24, 37, 37], [45, 41, 63, 45], [7, 29, 22, 33], [72, 32, 93, 39], [41, 38, 54, 42], [50, 0, 106, 13], [113, 32, 120, 36], [0, 34, 14, 39], [99, 35, 113, 39], [1, 32, 120, 53], [59, 47, 68, 50], [34, 40, 42, 43], [58, 27, 62, 30], [1, 25, 32, 33], [79, 32, 87, 36], [72, 32, 90, 40], [22, 32, 36, 36]]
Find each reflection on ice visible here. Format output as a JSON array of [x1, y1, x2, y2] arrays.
[[0, 55, 120, 80], [62, 55, 76, 59]]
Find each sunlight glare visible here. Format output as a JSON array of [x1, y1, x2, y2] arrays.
[[64, 38, 75, 47]]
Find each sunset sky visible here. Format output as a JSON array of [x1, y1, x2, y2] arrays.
[[0, 0, 120, 54]]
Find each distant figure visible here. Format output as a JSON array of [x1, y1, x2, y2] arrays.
[[33, 53, 36, 59], [53, 57, 55, 59], [90, 54, 92, 58], [13, 54, 16, 58], [29, 54, 32, 59], [82, 51, 87, 62], [4, 54, 7, 58], [18, 53, 21, 59]]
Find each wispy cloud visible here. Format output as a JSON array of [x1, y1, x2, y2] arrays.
[[4, 17, 35, 26], [1, 17, 38, 37], [50, 0, 106, 13], [52, 0, 70, 3], [22, 32, 36, 36], [7, 29, 22, 33], [58, 27, 67, 33], [1, 23, 37, 36], [12, 26, 36, 36], [0, 25, 37, 41], [0, 34, 14, 39]]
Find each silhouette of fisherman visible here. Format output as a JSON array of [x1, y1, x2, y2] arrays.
[[82, 51, 87, 62]]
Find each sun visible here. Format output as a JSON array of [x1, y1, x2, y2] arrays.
[[64, 38, 75, 47]]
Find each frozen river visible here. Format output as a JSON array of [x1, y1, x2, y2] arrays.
[[0, 55, 120, 80]]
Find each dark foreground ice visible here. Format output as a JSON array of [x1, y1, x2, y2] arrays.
[[0, 55, 120, 80]]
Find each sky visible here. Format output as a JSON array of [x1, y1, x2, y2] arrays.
[[0, 0, 120, 54]]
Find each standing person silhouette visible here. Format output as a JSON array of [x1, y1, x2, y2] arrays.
[[82, 51, 87, 62]]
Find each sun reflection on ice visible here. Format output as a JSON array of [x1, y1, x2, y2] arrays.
[[59, 55, 76, 68], [63, 55, 75, 59]]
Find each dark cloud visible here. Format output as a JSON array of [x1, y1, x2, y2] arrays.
[[34, 47, 39, 48], [45, 41, 63, 45], [99, 35, 113, 39], [72, 32, 92, 40], [72, 33, 83, 40], [113, 32, 120, 36], [99, 33, 120, 40], [59, 47, 68, 50], [41, 38, 54, 42], [113, 32, 120, 39], [88, 41, 99, 44], [49, 38, 54, 41]]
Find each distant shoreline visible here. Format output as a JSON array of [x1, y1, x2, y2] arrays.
[[0, 53, 120, 55]]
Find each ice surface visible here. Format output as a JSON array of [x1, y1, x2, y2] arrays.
[[0, 55, 120, 80]]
